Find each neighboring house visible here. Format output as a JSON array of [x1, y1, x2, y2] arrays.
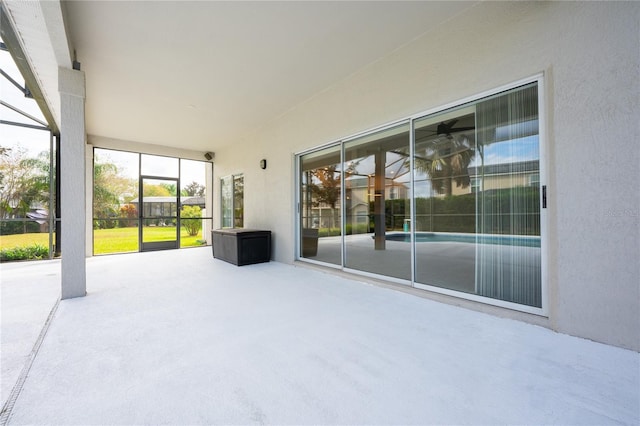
[[453, 160, 540, 195], [123, 196, 206, 226], [307, 175, 409, 230], [1, 201, 50, 234], [25, 208, 49, 232], [128, 196, 205, 215], [180, 196, 205, 208]]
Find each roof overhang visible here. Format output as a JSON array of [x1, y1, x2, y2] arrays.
[[1, 0, 74, 134], [4, 1, 479, 152]]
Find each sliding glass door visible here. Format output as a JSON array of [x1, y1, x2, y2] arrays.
[[413, 105, 478, 293], [344, 123, 411, 280], [296, 79, 544, 311], [473, 83, 541, 307], [413, 83, 541, 307]]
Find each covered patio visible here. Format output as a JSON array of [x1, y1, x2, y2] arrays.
[[1, 248, 638, 425]]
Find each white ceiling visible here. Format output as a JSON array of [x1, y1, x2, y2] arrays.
[[63, 1, 477, 152]]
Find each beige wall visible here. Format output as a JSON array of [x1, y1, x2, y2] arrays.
[[450, 172, 537, 196], [213, 2, 640, 351]]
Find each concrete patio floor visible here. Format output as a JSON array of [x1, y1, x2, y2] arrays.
[[1, 246, 638, 425]]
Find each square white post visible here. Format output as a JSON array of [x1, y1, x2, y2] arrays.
[[59, 67, 86, 299]]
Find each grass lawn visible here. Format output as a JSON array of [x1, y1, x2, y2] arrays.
[[1, 226, 206, 255], [0, 232, 50, 248], [94, 226, 205, 254]]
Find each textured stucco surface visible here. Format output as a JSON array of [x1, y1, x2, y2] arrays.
[[3, 248, 639, 424], [59, 66, 87, 300], [13, 1, 633, 349], [212, 2, 640, 350], [0, 260, 60, 411]]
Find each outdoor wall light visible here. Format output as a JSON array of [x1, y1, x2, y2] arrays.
[[260, 159, 267, 170]]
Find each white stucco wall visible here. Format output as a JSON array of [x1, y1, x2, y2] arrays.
[[213, 2, 640, 350], [59, 66, 87, 299]]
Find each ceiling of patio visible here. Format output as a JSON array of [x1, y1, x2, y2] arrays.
[[64, 1, 477, 152]]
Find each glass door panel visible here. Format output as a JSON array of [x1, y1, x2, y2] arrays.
[[299, 146, 342, 265], [179, 159, 210, 248], [475, 83, 541, 307], [221, 174, 244, 229], [344, 123, 411, 281], [413, 83, 541, 307], [414, 105, 478, 293], [93, 148, 139, 255], [140, 177, 179, 251]]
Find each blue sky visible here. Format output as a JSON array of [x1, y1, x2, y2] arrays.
[[471, 135, 539, 167]]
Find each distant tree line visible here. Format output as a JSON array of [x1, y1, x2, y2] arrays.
[[0, 146, 50, 235]]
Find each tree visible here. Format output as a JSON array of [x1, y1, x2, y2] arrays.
[[0, 146, 49, 226], [182, 181, 205, 197], [0, 147, 9, 194], [413, 134, 475, 196], [308, 166, 340, 229], [233, 176, 244, 228], [118, 203, 138, 227], [93, 157, 137, 228], [142, 184, 171, 197], [160, 182, 177, 196], [181, 205, 202, 236], [119, 203, 138, 218], [93, 162, 120, 224]]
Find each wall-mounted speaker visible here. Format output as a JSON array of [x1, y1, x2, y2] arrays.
[[204, 152, 214, 161]]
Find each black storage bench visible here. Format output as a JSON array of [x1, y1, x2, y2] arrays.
[[211, 229, 271, 266]]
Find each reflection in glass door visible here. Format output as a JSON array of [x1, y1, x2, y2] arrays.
[[413, 105, 478, 293], [140, 177, 179, 251], [344, 123, 411, 281], [413, 83, 541, 307], [299, 146, 342, 265], [296, 79, 543, 311]]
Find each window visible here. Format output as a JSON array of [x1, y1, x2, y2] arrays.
[[93, 149, 139, 254], [529, 173, 540, 187], [296, 78, 544, 312], [93, 149, 212, 254], [1, 37, 56, 259], [221, 174, 243, 228], [470, 178, 482, 193]]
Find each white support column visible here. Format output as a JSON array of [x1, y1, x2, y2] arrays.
[[59, 67, 86, 299]]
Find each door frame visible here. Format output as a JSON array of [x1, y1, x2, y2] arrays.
[[139, 175, 180, 251]]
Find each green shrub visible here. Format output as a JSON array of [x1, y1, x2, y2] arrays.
[[317, 227, 340, 237], [316, 223, 371, 237], [0, 244, 49, 262], [345, 223, 370, 235], [181, 205, 202, 236]]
